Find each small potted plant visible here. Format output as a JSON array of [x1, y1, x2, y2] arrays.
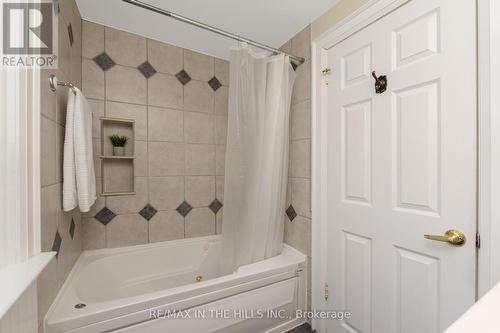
[[109, 134, 128, 156]]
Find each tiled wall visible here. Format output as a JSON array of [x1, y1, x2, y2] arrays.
[[37, 0, 83, 331], [80, 21, 229, 249], [280, 26, 312, 307]]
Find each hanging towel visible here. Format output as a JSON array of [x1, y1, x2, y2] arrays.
[[63, 88, 96, 212]]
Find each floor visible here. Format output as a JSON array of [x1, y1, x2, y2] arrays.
[[286, 323, 315, 333]]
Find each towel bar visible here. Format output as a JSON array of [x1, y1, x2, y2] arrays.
[[49, 74, 77, 94]]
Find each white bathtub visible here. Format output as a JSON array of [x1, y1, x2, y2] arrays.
[[45, 235, 307, 333]]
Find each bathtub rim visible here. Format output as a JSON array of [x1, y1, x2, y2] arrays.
[[44, 235, 307, 333]]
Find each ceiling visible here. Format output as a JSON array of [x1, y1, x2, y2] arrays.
[[75, 0, 338, 60]]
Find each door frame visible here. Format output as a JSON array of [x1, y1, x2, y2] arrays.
[[310, 0, 498, 331]]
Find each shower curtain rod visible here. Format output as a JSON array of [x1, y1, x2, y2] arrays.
[[121, 0, 306, 66]]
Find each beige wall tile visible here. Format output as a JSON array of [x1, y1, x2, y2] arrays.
[[185, 208, 215, 237], [106, 177, 148, 214], [185, 176, 215, 207], [292, 60, 311, 104], [148, 176, 184, 211], [291, 25, 311, 61], [279, 39, 292, 54], [105, 27, 146, 67], [290, 139, 311, 178], [291, 100, 311, 140], [216, 209, 223, 235], [148, 107, 184, 142], [291, 178, 311, 218], [106, 214, 148, 248], [149, 211, 184, 242], [214, 115, 227, 145], [40, 70, 57, 121], [134, 141, 148, 177], [147, 39, 183, 75], [184, 112, 214, 144], [82, 218, 106, 250], [55, 70, 69, 125], [41, 117, 57, 186], [87, 99, 104, 138], [92, 139, 101, 178], [148, 73, 183, 109], [103, 159, 134, 193], [82, 58, 105, 100], [184, 49, 214, 82], [82, 178, 104, 218], [185, 144, 215, 176], [40, 184, 58, 251], [39, 1, 83, 328], [70, 45, 83, 89], [148, 142, 185, 176], [216, 176, 224, 202], [214, 58, 229, 86], [106, 101, 148, 140], [57, 212, 82, 285], [82, 21, 104, 59], [184, 80, 214, 113], [284, 216, 311, 255], [215, 145, 225, 176], [106, 65, 147, 105], [215, 85, 228, 116], [58, 16, 71, 79], [56, 125, 65, 183]]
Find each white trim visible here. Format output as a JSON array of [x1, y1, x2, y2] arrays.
[[477, 0, 492, 298], [28, 67, 41, 256], [313, 0, 410, 51], [310, 40, 328, 333], [477, 0, 500, 298]]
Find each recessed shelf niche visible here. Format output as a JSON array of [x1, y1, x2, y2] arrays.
[[100, 117, 135, 196]]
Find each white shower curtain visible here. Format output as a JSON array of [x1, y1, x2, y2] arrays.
[[220, 47, 296, 274]]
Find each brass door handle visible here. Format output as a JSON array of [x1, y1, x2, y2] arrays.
[[424, 229, 466, 246]]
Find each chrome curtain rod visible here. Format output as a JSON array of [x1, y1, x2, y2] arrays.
[[121, 0, 305, 66]]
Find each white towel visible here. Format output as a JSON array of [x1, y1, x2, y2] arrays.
[[63, 88, 96, 212]]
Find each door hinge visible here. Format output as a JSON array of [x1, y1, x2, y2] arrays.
[[476, 232, 481, 249], [324, 283, 329, 301], [321, 68, 331, 75]]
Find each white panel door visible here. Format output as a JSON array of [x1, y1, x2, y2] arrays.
[[324, 0, 476, 332]]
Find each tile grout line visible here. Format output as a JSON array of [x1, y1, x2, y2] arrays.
[[182, 48, 187, 239], [103, 25, 108, 248], [146, 38, 150, 244]]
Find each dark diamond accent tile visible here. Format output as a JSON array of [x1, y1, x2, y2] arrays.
[[67, 24, 74, 46], [286, 205, 297, 222], [176, 201, 193, 217], [176, 69, 191, 85], [69, 218, 75, 240], [208, 76, 222, 91], [94, 207, 116, 225], [93, 52, 115, 71], [139, 204, 158, 221], [52, 231, 62, 259], [209, 199, 223, 214], [137, 61, 157, 79]]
